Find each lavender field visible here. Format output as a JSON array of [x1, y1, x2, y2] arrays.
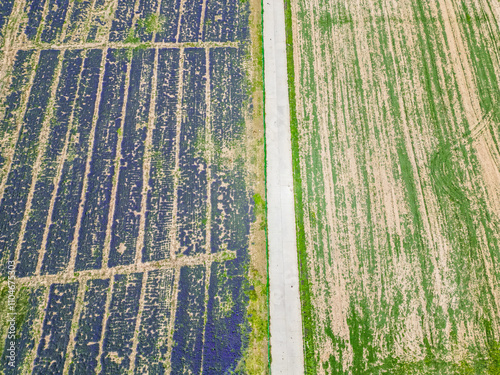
[[0, 0, 268, 373]]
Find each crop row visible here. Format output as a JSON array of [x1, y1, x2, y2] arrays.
[[200, 49, 251, 373], [68, 279, 109, 375], [171, 265, 207, 374], [43, 49, 103, 274], [32, 283, 78, 374], [0, 50, 36, 180], [85, 0, 110, 43], [134, 269, 175, 373], [154, 0, 179, 43], [22, 0, 47, 40], [0, 50, 59, 274], [178, 0, 203, 42], [40, 0, 70, 42], [100, 272, 143, 374], [176, 48, 208, 256], [17, 50, 84, 277], [1, 287, 45, 375], [203, 260, 247, 374], [0, 0, 14, 39], [76, 48, 129, 272], [142, 48, 179, 262], [109, 0, 137, 42], [168, 261, 251, 373], [15, 0, 249, 45], [209, 47, 249, 255], [134, 0, 159, 42], [203, 48, 252, 367], [203, 0, 249, 42], [63, 0, 92, 43], [108, 48, 154, 268]]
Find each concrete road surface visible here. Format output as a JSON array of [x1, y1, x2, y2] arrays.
[[263, 0, 305, 373]]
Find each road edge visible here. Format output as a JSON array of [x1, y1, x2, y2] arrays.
[[282, 0, 317, 372]]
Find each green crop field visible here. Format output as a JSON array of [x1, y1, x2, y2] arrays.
[[286, 0, 500, 373]]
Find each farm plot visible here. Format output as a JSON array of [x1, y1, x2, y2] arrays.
[[287, 0, 500, 373], [0, 0, 267, 373]]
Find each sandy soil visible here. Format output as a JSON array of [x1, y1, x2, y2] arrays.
[[289, 0, 500, 372]]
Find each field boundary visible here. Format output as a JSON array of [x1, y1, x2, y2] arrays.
[[243, 0, 271, 371], [282, 0, 316, 373], [261, 0, 271, 371]]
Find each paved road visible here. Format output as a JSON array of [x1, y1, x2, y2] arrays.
[[263, 0, 305, 373]]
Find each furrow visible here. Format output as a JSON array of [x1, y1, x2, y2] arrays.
[[16, 250, 236, 286], [14, 40, 240, 50]]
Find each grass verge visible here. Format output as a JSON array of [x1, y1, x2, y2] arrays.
[[243, 0, 270, 372], [283, 0, 317, 373]]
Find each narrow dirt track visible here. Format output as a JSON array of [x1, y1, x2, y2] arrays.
[[264, 0, 305, 373]]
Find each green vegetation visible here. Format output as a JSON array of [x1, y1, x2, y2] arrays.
[[283, 0, 317, 372], [0, 281, 31, 356], [287, 0, 500, 373], [124, 29, 140, 45], [253, 193, 266, 231], [124, 14, 166, 45], [136, 14, 165, 35], [241, 0, 269, 372]]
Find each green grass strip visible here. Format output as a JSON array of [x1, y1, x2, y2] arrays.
[[261, 0, 272, 371], [282, 0, 317, 373]]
